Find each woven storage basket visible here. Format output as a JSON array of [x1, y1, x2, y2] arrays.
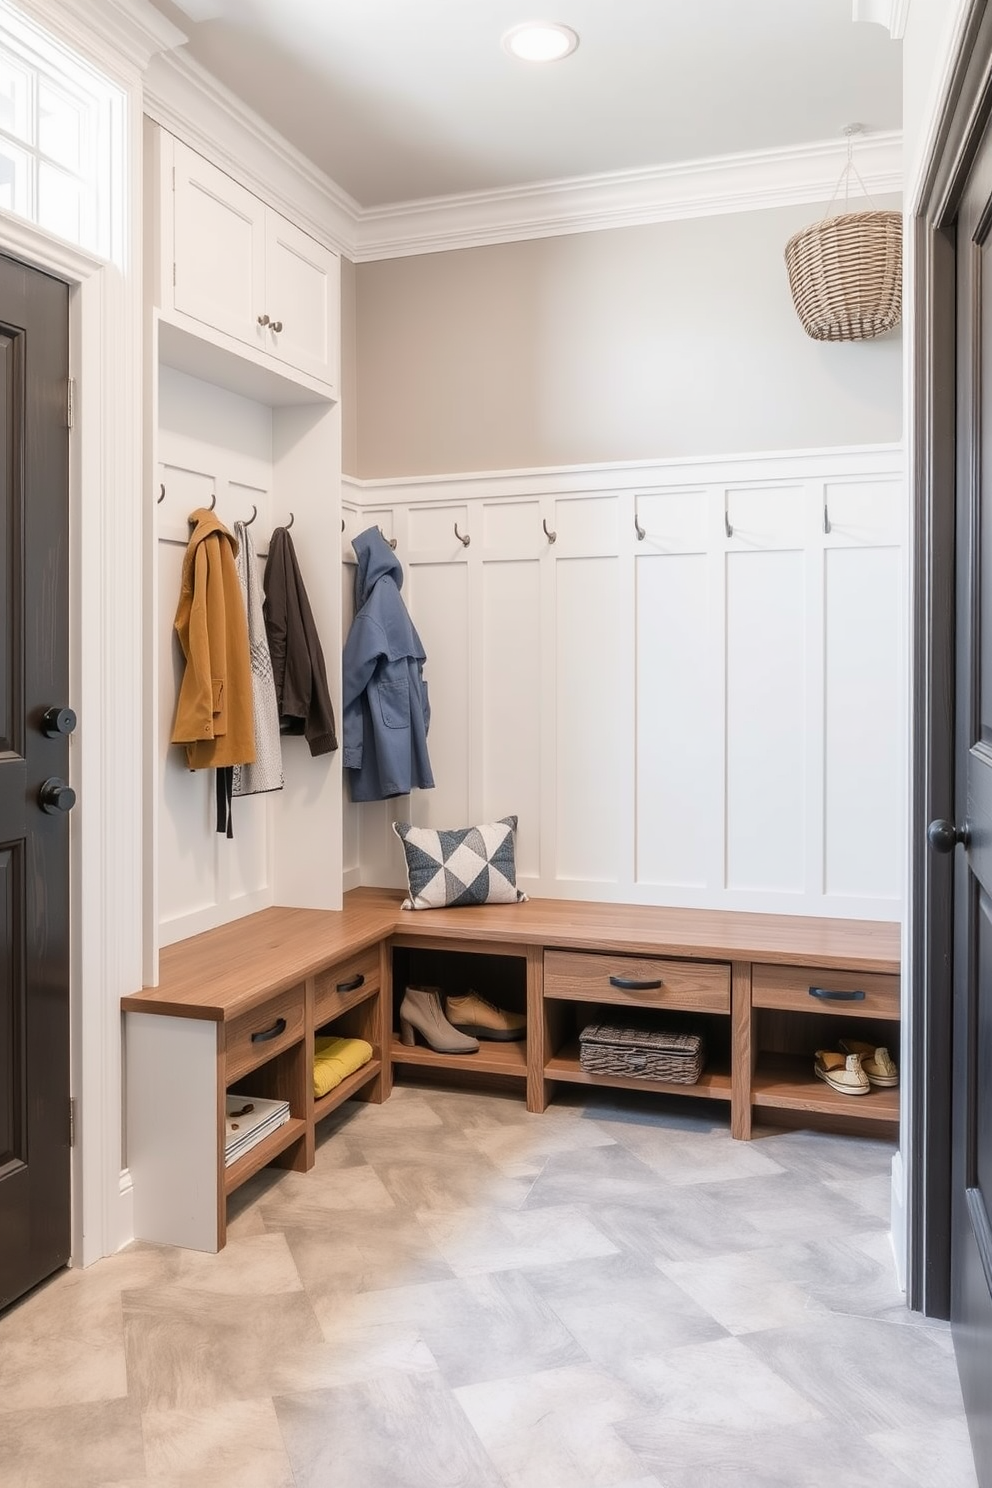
[[784, 209, 902, 342], [579, 1019, 705, 1084]]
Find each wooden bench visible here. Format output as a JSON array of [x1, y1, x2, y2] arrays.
[[123, 888, 900, 1250]]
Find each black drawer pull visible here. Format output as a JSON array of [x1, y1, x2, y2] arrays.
[[251, 1016, 287, 1043], [808, 987, 865, 1002], [609, 975, 663, 990], [336, 974, 365, 993]]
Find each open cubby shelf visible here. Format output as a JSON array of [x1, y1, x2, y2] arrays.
[[545, 1040, 731, 1100], [389, 1034, 527, 1079]]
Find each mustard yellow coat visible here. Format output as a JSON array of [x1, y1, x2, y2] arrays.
[[171, 508, 256, 770]]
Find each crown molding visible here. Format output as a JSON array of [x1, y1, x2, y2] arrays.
[[351, 132, 903, 261], [11, 0, 186, 76], [143, 46, 360, 255], [852, 0, 910, 40]]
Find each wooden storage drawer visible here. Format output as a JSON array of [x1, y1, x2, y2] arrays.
[[545, 949, 730, 1012], [314, 946, 380, 1028], [224, 984, 306, 1084], [752, 964, 899, 1020]]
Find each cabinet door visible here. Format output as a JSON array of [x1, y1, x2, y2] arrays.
[[264, 211, 339, 386], [172, 141, 266, 351]]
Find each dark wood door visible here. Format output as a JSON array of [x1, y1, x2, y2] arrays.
[[0, 254, 71, 1311], [949, 110, 992, 1486]]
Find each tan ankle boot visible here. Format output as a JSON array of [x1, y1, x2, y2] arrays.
[[445, 991, 526, 1042], [398, 986, 480, 1054]]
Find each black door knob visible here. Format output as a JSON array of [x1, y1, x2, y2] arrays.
[[41, 706, 76, 738], [38, 777, 76, 815], [927, 818, 970, 853]]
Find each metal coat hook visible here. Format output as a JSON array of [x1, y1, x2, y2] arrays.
[[285, 512, 294, 530], [823, 504, 831, 535], [244, 504, 258, 526], [157, 483, 166, 505], [341, 519, 345, 533], [724, 506, 733, 539], [454, 522, 470, 547], [543, 518, 557, 545], [634, 514, 646, 541], [208, 492, 217, 511], [378, 524, 396, 550]]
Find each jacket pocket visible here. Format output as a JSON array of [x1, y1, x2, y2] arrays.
[[377, 680, 410, 729]]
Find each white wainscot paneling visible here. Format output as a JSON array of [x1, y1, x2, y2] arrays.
[[407, 503, 470, 555], [556, 556, 625, 883], [823, 478, 901, 543], [636, 552, 712, 888], [824, 545, 901, 900], [553, 493, 619, 552], [726, 549, 807, 893], [726, 484, 806, 547], [482, 560, 542, 878], [407, 560, 470, 827], [635, 489, 707, 550], [483, 499, 542, 553]]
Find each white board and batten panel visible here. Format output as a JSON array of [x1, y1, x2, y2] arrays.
[[725, 548, 807, 895], [343, 447, 904, 919]]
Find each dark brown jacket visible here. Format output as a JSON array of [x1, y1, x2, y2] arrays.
[[263, 527, 337, 756]]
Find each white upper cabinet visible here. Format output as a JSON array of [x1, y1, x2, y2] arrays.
[[263, 211, 338, 384], [166, 137, 339, 391]]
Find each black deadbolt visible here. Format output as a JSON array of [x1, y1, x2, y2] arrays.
[[42, 706, 77, 738]]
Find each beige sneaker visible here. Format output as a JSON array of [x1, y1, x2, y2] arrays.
[[814, 1049, 871, 1096], [839, 1039, 899, 1087], [445, 991, 526, 1042]]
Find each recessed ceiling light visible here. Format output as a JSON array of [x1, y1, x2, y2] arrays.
[[502, 23, 579, 63]]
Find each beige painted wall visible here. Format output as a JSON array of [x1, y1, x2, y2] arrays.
[[352, 196, 903, 478]]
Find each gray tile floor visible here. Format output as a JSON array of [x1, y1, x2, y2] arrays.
[[0, 1084, 978, 1488]]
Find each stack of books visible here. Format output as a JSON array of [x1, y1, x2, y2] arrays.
[[224, 1093, 290, 1167]]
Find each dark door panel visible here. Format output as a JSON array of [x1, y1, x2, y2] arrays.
[[0, 254, 70, 1311]]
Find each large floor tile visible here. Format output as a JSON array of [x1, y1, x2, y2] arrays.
[[123, 1287, 323, 1412], [283, 1209, 454, 1298], [868, 1416, 980, 1488], [275, 1369, 504, 1488], [417, 1201, 619, 1276], [617, 1416, 920, 1488], [323, 1269, 587, 1387], [743, 1312, 970, 1434], [0, 1397, 146, 1487], [525, 1249, 728, 1381], [140, 1397, 295, 1487], [455, 1361, 651, 1488], [658, 1246, 829, 1335]]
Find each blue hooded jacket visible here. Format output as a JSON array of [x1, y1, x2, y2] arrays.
[[342, 527, 434, 801]]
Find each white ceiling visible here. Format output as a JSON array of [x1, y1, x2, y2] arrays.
[[149, 0, 902, 211]]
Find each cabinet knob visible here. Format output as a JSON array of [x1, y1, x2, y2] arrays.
[[270, 319, 283, 333], [39, 777, 76, 814], [257, 313, 270, 326]]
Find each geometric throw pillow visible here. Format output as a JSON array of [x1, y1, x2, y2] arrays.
[[392, 815, 528, 910]]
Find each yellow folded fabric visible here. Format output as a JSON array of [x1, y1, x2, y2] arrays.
[[313, 1036, 374, 1098]]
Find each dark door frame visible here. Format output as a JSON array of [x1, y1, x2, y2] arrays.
[[909, 0, 992, 1316]]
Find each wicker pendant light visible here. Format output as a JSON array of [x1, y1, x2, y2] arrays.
[[785, 126, 902, 342]]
